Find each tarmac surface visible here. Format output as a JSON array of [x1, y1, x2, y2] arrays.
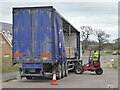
[[2, 54, 118, 88], [2, 72, 17, 82], [2, 68, 118, 88]]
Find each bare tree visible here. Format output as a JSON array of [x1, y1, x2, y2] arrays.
[[94, 30, 110, 50], [113, 37, 120, 44], [80, 26, 93, 50], [113, 37, 120, 50]]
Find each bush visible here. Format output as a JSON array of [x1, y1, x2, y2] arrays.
[[2, 57, 21, 73], [105, 51, 113, 54]]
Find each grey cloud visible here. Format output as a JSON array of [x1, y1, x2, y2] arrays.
[[1, 2, 118, 41], [51, 2, 118, 17], [2, 2, 117, 15]]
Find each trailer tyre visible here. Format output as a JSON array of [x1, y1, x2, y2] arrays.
[[17, 71, 22, 80], [75, 67, 83, 74], [95, 68, 103, 75], [61, 63, 65, 78], [26, 76, 32, 80], [65, 62, 68, 77], [56, 64, 62, 80]]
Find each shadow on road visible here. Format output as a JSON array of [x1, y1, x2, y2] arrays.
[[83, 73, 97, 75], [20, 77, 51, 83], [68, 71, 97, 75], [18, 69, 105, 83]]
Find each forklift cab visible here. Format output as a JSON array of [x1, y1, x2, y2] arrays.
[[75, 50, 103, 75]]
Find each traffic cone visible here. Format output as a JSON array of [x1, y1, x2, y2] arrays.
[[50, 71, 58, 85]]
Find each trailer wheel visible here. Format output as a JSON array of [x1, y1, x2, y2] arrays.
[[75, 67, 83, 74], [17, 71, 22, 80], [26, 76, 32, 80], [56, 64, 62, 80], [61, 63, 65, 78], [95, 68, 103, 75], [65, 62, 68, 77]]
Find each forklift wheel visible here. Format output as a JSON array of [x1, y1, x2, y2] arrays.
[[75, 67, 84, 74], [95, 68, 103, 75]]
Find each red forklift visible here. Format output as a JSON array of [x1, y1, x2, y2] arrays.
[[75, 50, 103, 75]]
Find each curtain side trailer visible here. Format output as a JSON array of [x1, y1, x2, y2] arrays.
[[12, 6, 81, 79]]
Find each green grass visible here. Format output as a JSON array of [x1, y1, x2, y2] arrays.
[[111, 60, 117, 69], [103, 59, 119, 69], [2, 57, 21, 73], [105, 50, 120, 55], [111, 59, 120, 69], [105, 51, 113, 54], [83, 51, 90, 56]]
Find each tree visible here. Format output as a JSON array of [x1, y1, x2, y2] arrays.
[[80, 26, 93, 50], [113, 37, 120, 50], [94, 30, 110, 50], [113, 37, 120, 44]]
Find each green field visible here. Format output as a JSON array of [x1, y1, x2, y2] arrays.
[[105, 51, 113, 54], [103, 59, 119, 69], [111, 59, 119, 69]]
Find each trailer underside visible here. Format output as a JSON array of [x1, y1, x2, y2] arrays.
[[13, 6, 81, 80]]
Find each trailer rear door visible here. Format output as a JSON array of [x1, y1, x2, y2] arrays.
[[32, 9, 53, 62], [13, 9, 32, 63], [13, 8, 53, 64]]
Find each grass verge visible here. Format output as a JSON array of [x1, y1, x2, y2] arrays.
[[2, 57, 21, 74], [103, 59, 119, 69]]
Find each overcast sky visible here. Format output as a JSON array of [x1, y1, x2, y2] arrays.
[[0, 1, 118, 42]]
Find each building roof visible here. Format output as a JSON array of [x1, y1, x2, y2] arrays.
[[0, 22, 12, 47], [0, 22, 12, 33]]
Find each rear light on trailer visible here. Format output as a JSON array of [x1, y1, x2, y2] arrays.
[[42, 57, 48, 60], [14, 53, 23, 57], [41, 53, 52, 57]]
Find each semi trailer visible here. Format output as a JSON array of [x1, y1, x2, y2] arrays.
[[12, 6, 81, 79]]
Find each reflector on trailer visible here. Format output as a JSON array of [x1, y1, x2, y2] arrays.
[[42, 57, 48, 60], [14, 53, 23, 57], [42, 53, 52, 57]]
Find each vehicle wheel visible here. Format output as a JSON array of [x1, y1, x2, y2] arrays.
[[65, 62, 68, 77], [75, 67, 83, 74], [95, 68, 103, 75], [26, 76, 32, 79], [61, 63, 65, 78], [56, 64, 62, 80]]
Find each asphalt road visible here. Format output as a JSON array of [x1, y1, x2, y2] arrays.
[[2, 72, 18, 82], [2, 54, 118, 88], [2, 68, 118, 88]]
